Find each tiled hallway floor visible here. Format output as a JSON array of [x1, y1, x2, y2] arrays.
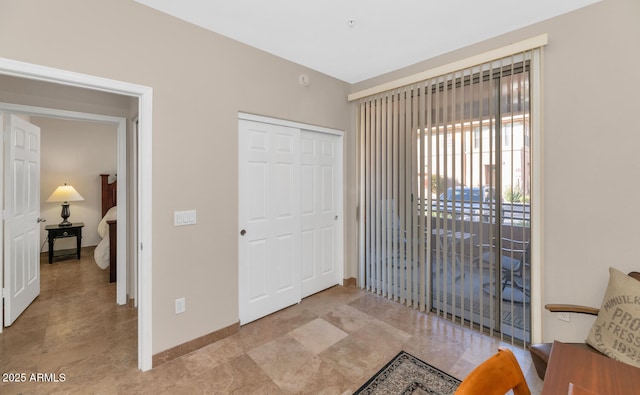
[[0, 250, 543, 394]]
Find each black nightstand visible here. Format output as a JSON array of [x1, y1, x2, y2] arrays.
[[45, 222, 84, 264]]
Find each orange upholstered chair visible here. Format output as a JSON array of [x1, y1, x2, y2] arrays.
[[454, 347, 531, 395]]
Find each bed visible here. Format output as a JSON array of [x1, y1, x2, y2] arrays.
[[95, 174, 117, 282]]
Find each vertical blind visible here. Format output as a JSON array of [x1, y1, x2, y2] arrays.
[[357, 50, 534, 345]]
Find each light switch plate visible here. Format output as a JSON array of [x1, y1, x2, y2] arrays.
[[174, 210, 196, 226]]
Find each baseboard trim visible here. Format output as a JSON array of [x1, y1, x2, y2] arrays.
[[152, 321, 240, 367], [343, 277, 357, 287]]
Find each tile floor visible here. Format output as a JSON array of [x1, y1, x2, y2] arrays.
[[0, 249, 543, 394]]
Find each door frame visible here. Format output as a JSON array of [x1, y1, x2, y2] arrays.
[[0, 102, 128, 305], [0, 57, 153, 371]]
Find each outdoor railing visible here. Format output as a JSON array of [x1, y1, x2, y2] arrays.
[[423, 199, 530, 226]]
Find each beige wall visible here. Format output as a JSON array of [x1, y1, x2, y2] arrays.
[[34, 117, 117, 250], [0, 0, 351, 354], [351, 0, 640, 342]]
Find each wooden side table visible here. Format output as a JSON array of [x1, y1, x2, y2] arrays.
[[541, 341, 640, 394], [45, 222, 84, 264]]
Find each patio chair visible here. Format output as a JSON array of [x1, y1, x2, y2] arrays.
[[479, 237, 530, 303]]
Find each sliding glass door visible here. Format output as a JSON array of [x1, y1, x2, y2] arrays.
[[358, 52, 532, 345]]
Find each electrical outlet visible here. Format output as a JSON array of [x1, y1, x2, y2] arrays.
[[558, 312, 570, 322], [175, 297, 186, 314]]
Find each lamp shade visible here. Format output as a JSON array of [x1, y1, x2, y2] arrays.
[[46, 184, 84, 203]]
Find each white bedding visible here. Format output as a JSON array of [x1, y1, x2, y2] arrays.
[[94, 206, 117, 270]]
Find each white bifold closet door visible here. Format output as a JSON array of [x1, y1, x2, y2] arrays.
[[239, 117, 342, 325]]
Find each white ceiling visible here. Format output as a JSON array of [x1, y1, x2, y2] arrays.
[[134, 0, 600, 83]]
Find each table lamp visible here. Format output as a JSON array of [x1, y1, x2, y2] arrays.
[[46, 183, 84, 226]]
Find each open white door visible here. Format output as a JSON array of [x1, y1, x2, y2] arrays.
[[3, 114, 41, 326], [238, 119, 301, 325]]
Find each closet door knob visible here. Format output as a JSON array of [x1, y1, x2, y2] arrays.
[[240, 229, 247, 236]]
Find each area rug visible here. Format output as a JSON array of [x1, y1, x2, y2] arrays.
[[354, 351, 461, 395]]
